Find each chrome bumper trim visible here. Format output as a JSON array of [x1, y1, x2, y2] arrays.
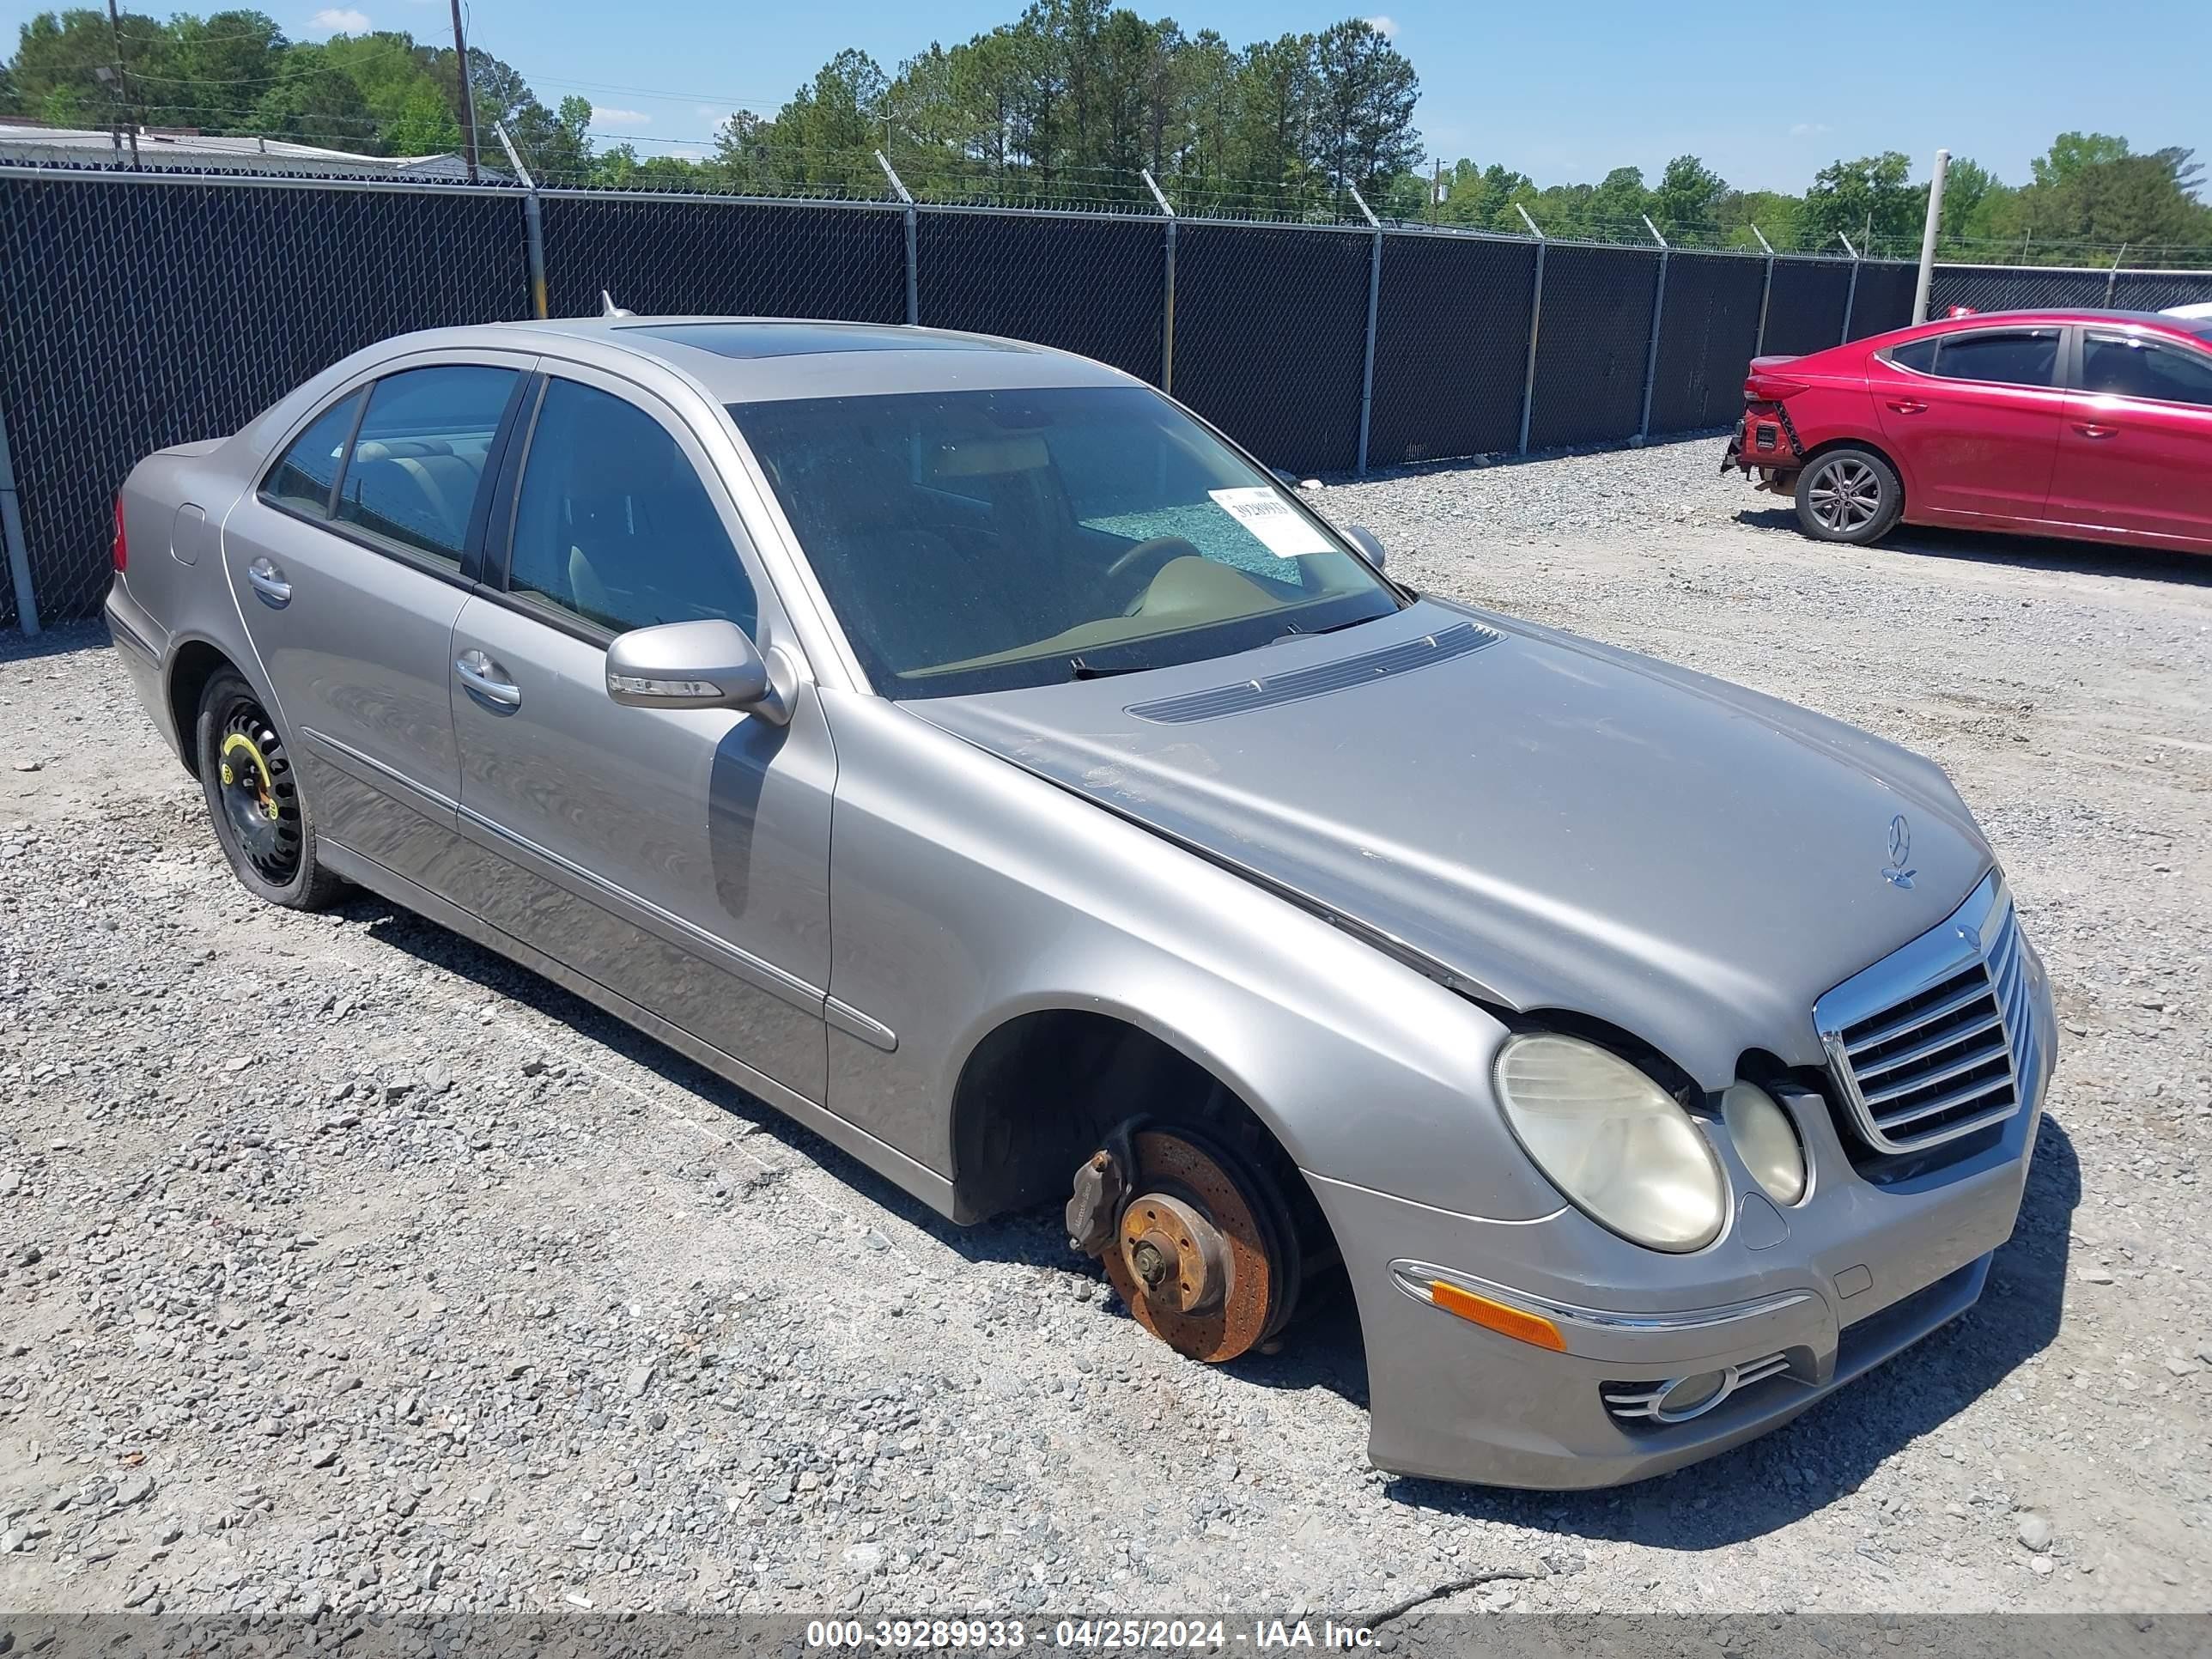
[[1389, 1259, 1815, 1334]]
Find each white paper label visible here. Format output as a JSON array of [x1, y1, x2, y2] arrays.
[[1207, 487, 1334, 557]]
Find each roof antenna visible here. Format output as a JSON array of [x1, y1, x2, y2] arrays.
[[600, 289, 634, 319]]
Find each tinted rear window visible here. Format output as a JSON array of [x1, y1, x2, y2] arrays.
[[1887, 337, 1939, 374], [1929, 330, 2059, 388]]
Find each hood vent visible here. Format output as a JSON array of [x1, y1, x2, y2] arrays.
[[1127, 621, 1503, 725]]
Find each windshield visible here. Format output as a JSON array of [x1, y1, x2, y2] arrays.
[[728, 385, 1401, 698]]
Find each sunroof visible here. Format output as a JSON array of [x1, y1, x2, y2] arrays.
[[622, 323, 1028, 360]]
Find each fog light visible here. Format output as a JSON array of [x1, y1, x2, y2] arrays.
[[1655, 1370, 1729, 1419]]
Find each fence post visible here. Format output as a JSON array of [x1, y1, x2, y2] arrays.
[[2105, 244, 2127, 308], [1638, 215, 1669, 442], [1141, 168, 1176, 396], [876, 151, 918, 325], [1837, 230, 1860, 344], [1752, 226, 1775, 358], [1516, 204, 1546, 457], [0, 406, 37, 636], [494, 124, 547, 320], [1349, 184, 1382, 477]]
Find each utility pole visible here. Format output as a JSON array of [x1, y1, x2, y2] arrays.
[[105, 0, 137, 168], [1911, 148, 1949, 324], [1430, 156, 1442, 225], [449, 0, 480, 181]]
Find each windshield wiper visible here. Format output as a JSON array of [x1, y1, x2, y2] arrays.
[[1068, 656, 1149, 680], [1270, 611, 1386, 643]]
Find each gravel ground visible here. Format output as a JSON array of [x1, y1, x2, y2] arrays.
[[1, 435, 2209, 1626]]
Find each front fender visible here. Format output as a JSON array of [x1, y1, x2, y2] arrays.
[[817, 691, 1561, 1224]]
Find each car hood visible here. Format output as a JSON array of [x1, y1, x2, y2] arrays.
[[908, 597, 1993, 1089]]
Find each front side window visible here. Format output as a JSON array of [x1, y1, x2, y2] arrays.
[[2081, 333, 2212, 408], [507, 379, 758, 637], [261, 390, 362, 517], [730, 385, 1401, 697], [1928, 329, 2060, 389], [333, 365, 518, 568]]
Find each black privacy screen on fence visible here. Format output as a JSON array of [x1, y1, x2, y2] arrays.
[[1368, 233, 1536, 465], [1648, 252, 1765, 435], [1846, 261, 1917, 338], [1527, 244, 1660, 449], [919, 210, 1164, 385], [1172, 222, 1373, 476], [10, 160, 2212, 630], [541, 196, 906, 324], [0, 175, 527, 628], [2112, 270, 2212, 310], [1761, 259, 1853, 356], [1929, 265, 2108, 313]]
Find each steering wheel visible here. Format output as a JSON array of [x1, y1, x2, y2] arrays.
[[1104, 535, 1202, 595]]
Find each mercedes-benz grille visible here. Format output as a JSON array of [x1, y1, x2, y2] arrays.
[[1813, 871, 2039, 1157]]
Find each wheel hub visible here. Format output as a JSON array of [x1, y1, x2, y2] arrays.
[[1072, 1127, 1298, 1363], [214, 702, 301, 884]]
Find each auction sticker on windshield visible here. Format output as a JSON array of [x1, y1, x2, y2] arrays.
[[1207, 487, 1334, 557]]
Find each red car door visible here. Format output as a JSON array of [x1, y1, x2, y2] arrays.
[[1870, 325, 2066, 520], [2046, 327, 2212, 550]]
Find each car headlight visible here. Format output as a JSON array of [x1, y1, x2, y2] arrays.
[[1493, 1033, 1727, 1253], [1721, 1082, 1808, 1205]]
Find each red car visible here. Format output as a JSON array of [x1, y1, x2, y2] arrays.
[[1725, 308, 2212, 553]]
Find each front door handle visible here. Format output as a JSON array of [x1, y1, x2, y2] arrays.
[[246, 556, 292, 607], [2071, 421, 2118, 439], [1885, 398, 1929, 414], [455, 650, 521, 710]]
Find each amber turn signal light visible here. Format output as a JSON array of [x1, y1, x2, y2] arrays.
[[1428, 1279, 1566, 1352]]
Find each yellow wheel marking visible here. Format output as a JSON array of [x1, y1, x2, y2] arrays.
[[220, 732, 279, 820]]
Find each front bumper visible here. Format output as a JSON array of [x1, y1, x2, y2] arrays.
[[1310, 964, 2052, 1489]]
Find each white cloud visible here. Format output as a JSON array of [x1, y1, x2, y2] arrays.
[[307, 7, 370, 31], [1789, 121, 1832, 137], [1364, 14, 1398, 35], [590, 106, 651, 128]]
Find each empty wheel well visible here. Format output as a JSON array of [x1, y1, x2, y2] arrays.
[[950, 1012, 1218, 1223], [946, 1011, 1328, 1249], [166, 640, 236, 779]]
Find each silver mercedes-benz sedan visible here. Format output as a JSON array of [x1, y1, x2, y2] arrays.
[[106, 317, 2053, 1489]]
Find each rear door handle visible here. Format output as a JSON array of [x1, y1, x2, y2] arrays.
[[455, 650, 521, 710], [246, 556, 291, 607], [2071, 421, 2118, 439], [1885, 398, 1929, 414]]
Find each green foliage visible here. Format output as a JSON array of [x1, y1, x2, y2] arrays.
[[384, 79, 462, 156], [250, 46, 375, 148], [1800, 151, 1919, 249], [1652, 155, 1725, 237]]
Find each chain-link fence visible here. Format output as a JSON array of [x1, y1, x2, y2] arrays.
[[0, 172, 527, 629], [5, 160, 2212, 631]]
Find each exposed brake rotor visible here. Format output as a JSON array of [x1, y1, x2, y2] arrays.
[[1068, 1126, 1300, 1364]]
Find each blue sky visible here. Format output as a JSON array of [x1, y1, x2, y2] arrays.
[[16, 0, 2209, 193]]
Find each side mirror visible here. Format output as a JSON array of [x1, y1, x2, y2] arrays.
[[605, 618, 790, 725], [1342, 525, 1387, 572]]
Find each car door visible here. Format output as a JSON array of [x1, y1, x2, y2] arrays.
[[2045, 326, 2212, 547], [1869, 325, 2066, 520], [445, 367, 835, 1103], [221, 353, 531, 890]]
